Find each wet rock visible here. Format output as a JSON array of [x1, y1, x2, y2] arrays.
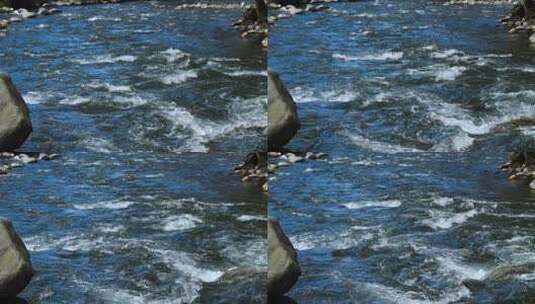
[[0, 165, 9, 175], [463, 262, 535, 303], [268, 219, 301, 297], [0, 73, 32, 152], [268, 71, 300, 151], [15, 9, 36, 18], [14, 154, 36, 164], [268, 295, 298, 304], [281, 5, 304, 15], [0, 19, 9, 29], [235, 151, 268, 190], [0, 218, 33, 299], [283, 153, 304, 163], [234, 2, 268, 46]]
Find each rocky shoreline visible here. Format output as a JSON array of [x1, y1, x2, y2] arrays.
[[501, 0, 535, 40], [234, 0, 345, 48], [0, 0, 123, 31]]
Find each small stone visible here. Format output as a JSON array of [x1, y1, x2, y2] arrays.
[[262, 182, 268, 192], [529, 180, 535, 190], [38, 153, 49, 161], [0, 165, 9, 175], [48, 154, 60, 160], [276, 162, 289, 167], [268, 152, 282, 158], [283, 153, 304, 163], [530, 34, 535, 44], [16, 154, 37, 164]]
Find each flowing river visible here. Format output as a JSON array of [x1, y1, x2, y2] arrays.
[[269, 0, 535, 303], [0, 1, 266, 303]]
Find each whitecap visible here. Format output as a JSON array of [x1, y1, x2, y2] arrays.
[[153, 249, 224, 283], [161, 214, 202, 231], [236, 215, 265, 222], [22, 91, 57, 104], [431, 49, 464, 59], [160, 48, 189, 63], [72, 54, 137, 65], [175, 3, 245, 10], [59, 95, 91, 105], [73, 199, 135, 210], [422, 209, 478, 230], [160, 70, 198, 84], [290, 86, 358, 103], [407, 65, 466, 81], [164, 96, 266, 152], [343, 199, 402, 209], [221, 70, 267, 77], [333, 51, 403, 61]]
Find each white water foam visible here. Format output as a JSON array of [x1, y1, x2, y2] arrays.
[[73, 199, 135, 210], [161, 214, 202, 231], [72, 54, 137, 65], [407, 65, 467, 81], [343, 199, 402, 209], [236, 215, 265, 222], [160, 70, 198, 85], [160, 48, 189, 63], [175, 3, 245, 10], [165, 96, 266, 152], [290, 86, 359, 103], [333, 51, 403, 61], [85, 81, 132, 93], [153, 249, 223, 283], [22, 91, 57, 104], [422, 209, 478, 230], [290, 230, 368, 251], [59, 95, 91, 105]]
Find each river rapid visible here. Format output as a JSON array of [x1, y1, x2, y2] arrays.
[[269, 1, 535, 303], [0, 1, 267, 303]]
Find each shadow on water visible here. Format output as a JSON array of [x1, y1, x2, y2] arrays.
[[268, 295, 298, 304]]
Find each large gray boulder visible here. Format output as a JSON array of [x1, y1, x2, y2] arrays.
[[267, 71, 300, 152], [0, 218, 33, 299], [0, 73, 32, 152], [268, 219, 301, 297]]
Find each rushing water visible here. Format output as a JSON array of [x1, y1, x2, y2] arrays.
[[0, 1, 266, 303], [269, 1, 535, 303]]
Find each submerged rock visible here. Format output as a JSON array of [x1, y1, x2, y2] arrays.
[[463, 262, 535, 303], [268, 219, 301, 297], [0, 73, 32, 152], [0, 218, 33, 300], [267, 71, 300, 152]]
